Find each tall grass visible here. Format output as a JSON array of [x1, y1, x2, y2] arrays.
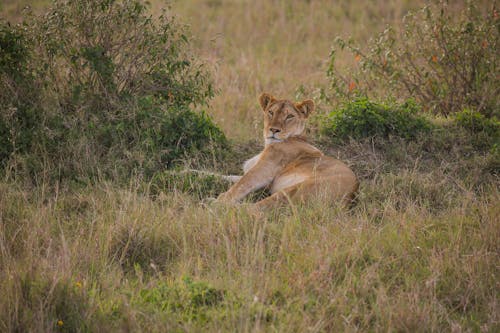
[[1, 130, 498, 331], [1, 175, 498, 331]]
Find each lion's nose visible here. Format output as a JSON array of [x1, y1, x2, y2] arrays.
[[270, 128, 281, 134]]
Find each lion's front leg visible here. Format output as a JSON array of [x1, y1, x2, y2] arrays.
[[217, 159, 278, 203]]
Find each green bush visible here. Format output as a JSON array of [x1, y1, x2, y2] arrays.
[[0, 0, 225, 182], [455, 109, 499, 136], [27, 0, 214, 109], [0, 21, 28, 75], [0, 21, 40, 164], [327, 1, 499, 116], [320, 98, 432, 142], [454, 108, 499, 151]]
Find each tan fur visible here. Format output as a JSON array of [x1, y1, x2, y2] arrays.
[[217, 93, 358, 209]]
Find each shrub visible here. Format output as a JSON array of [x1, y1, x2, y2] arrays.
[[455, 109, 499, 136], [28, 0, 214, 109], [0, 21, 28, 75], [454, 108, 499, 151], [320, 98, 432, 142], [0, 0, 225, 181], [0, 21, 40, 164], [327, 1, 499, 116]]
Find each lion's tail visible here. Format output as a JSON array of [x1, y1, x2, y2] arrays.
[[179, 169, 242, 183]]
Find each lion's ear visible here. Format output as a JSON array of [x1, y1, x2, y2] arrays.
[[295, 99, 315, 118], [259, 93, 276, 111]]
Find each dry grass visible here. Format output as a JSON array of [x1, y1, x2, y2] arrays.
[[167, 0, 427, 140], [0, 0, 49, 20], [1, 126, 499, 331], [1, 1, 499, 332], [1, 153, 498, 331]]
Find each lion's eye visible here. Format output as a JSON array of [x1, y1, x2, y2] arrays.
[[286, 114, 295, 120], [268, 111, 273, 117]]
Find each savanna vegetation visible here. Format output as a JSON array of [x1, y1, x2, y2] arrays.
[[0, 0, 498, 332]]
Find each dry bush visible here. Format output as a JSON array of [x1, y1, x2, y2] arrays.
[[328, 1, 499, 116]]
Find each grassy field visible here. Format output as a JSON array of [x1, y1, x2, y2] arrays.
[[1, 1, 499, 332]]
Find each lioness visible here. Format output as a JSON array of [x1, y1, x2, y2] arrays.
[[217, 93, 358, 209]]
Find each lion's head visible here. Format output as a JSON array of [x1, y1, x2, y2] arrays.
[[258, 93, 315, 145]]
